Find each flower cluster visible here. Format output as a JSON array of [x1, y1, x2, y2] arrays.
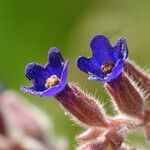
[[21, 34, 150, 150]]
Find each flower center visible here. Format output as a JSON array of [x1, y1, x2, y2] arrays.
[[101, 62, 114, 73], [45, 75, 60, 88]]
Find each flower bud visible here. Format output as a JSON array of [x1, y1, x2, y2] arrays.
[[119, 144, 139, 150], [125, 60, 150, 104], [75, 127, 103, 142], [0, 90, 68, 150], [105, 72, 143, 117], [78, 139, 117, 150], [0, 110, 6, 135], [142, 109, 150, 123], [144, 122, 150, 141], [0, 135, 24, 150], [125, 60, 150, 91], [105, 127, 125, 149], [77, 142, 103, 150], [0, 90, 50, 143], [56, 84, 108, 127], [103, 139, 116, 150]]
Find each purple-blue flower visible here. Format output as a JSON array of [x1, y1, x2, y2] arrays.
[[77, 35, 128, 82], [21, 47, 69, 97]]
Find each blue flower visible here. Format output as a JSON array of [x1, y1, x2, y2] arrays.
[[77, 35, 128, 82], [21, 48, 69, 96]]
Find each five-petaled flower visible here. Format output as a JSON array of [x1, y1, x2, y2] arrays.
[[21, 48, 69, 96], [77, 35, 128, 82]]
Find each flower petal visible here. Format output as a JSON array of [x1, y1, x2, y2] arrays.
[[25, 63, 50, 91], [39, 61, 69, 97], [20, 86, 41, 95], [90, 35, 114, 63], [77, 56, 104, 78], [48, 47, 64, 68], [113, 37, 128, 61], [45, 47, 65, 77]]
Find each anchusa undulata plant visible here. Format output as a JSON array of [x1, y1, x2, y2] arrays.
[[21, 34, 150, 150]]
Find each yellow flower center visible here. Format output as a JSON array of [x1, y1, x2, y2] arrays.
[[101, 62, 114, 73], [45, 75, 60, 88]]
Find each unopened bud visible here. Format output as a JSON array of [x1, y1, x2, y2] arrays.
[[0, 110, 5, 135], [0, 135, 24, 150], [105, 72, 143, 117], [125, 60, 150, 91], [78, 139, 117, 150], [0, 90, 50, 143], [103, 140, 115, 150], [125, 60, 150, 104], [76, 127, 103, 142], [56, 84, 108, 127], [119, 144, 139, 150], [144, 122, 150, 141], [105, 127, 125, 149], [0, 90, 68, 150], [77, 142, 103, 150], [143, 109, 150, 123]]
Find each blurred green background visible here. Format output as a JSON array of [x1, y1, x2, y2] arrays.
[[0, 0, 150, 149]]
